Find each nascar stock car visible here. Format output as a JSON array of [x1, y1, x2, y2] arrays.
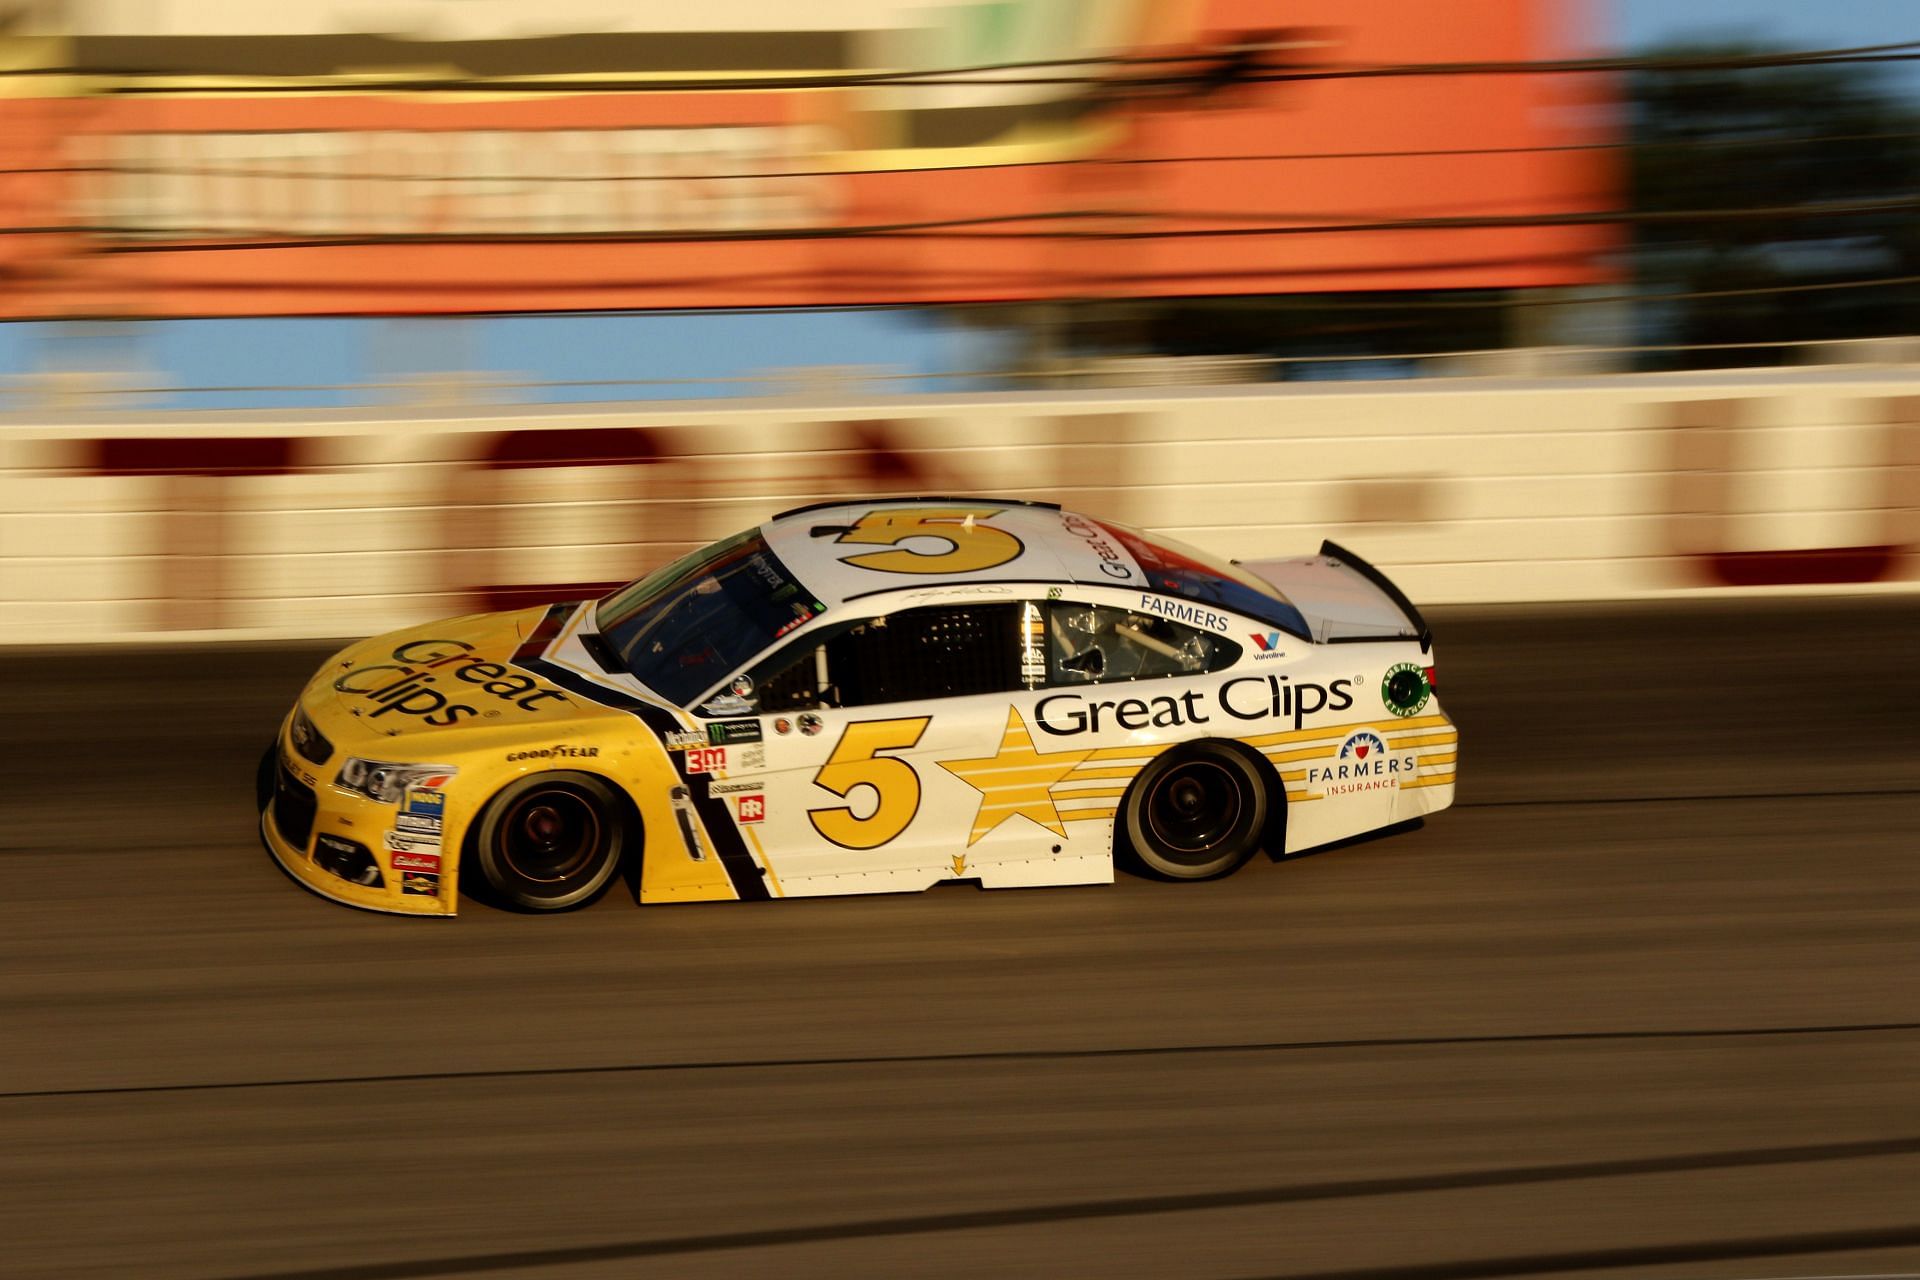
[[262, 498, 1455, 915]]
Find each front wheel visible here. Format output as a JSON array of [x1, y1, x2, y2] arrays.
[[472, 772, 627, 911], [1121, 742, 1270, 880]]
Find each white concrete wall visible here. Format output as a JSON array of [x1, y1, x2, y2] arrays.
[[3, 368, 1916, 644]]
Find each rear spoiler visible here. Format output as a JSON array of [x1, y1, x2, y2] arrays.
[[1319, 540, 1432, 653]]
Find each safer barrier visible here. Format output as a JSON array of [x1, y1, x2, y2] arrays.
[[3, 369, 1916, 644]]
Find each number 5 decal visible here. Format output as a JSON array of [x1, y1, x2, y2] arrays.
[[808, 717, 931, 849], [836, 507, 1023, 575]]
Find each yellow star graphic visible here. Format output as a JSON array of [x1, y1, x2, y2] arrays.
[[938, 707, 1094, 846]]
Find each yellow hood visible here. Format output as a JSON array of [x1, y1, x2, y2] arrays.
[[301, 605, 628, 753]]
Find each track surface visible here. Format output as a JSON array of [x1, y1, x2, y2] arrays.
[[2, 598, 1917, 1280]]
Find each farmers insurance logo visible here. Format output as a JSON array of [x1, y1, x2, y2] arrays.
[[1381, 662, 1432, 717], [1306, 730, 1415, 795]]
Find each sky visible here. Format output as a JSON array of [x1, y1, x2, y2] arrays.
[[1617, 0, 1920, 93]]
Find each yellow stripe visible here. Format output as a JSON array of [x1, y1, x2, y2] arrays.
[[1419, 751, 1457, 767], [1083, 743, 1177, 762], [1402, 774, 1456, 789], [1061, 808, 1117, 823], [1051, 785, 1129, 801], [1236, 714, 1451, 750], [1065, 765, 1149, 781], [1285, 791, 1325, 803], [1392, 733, 1458, 750], [741, 825, 784, 898], [1260, 744, 1340, 764]]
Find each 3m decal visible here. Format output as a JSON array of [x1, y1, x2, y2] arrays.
[[685, 746, 726, 775], [736, 794, 766, 824], [1382, 663, 1433, 718], [807, 717, 931, 849], [834, 507, 1021, 575], [939, 708, 1094, 845]]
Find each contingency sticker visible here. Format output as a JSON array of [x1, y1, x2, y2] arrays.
[[388, 785, 446, 857], [1381, 662, 1432, 717]]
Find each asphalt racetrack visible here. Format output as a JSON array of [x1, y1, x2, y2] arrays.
[[3, 598, 1917, 1280]]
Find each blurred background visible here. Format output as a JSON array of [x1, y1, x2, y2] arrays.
[[1, 0, 1916, 642], [4, 8, 1919, 1280], [0, 0, 1914, 403]]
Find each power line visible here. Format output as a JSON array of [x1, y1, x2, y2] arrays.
[[2, 39, 1912, 95], [12, 125, 1915, 189], [41, 194, 1914, 252]]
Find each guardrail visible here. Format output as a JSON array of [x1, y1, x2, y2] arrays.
[[3, 366, 1916, 644]]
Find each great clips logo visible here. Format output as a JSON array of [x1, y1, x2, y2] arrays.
[[332, 638, 570, 726], [1035, 674, 1354, 736]]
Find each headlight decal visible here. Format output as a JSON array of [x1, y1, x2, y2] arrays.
[[334, 758, 457, 804]]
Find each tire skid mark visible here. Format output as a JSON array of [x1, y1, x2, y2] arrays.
[[6, 1020, 1917, 1103], [207, 1140, 1920, 1280]]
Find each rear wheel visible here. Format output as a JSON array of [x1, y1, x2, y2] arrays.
[[1121, 742, 1269, 880], [473, 772, 626, 911]]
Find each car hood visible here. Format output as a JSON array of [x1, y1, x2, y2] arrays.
[[301, 605, 630, 751]]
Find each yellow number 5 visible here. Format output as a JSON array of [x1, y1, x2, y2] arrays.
[[836, 507, 1022, 575], [808, 717, 931, 849]]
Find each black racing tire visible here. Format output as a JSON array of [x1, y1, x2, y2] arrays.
[[473, 772, 627, 912], [1121, 741, 1270, 881]]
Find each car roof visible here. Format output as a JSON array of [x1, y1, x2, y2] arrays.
[[761, 497, 1159, 610]]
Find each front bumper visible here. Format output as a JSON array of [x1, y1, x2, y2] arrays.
[[262, 718, 457, 917]]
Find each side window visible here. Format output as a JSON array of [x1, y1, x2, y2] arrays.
[[744, 603, 1033, 711], [1047, 602, 1240, 685]]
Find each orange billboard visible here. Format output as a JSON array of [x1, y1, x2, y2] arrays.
[[0, 0, 1613, 316]]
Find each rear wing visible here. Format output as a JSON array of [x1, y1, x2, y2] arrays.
[[1319, 541, 1432, 653], [1240, 542, 1432, 652]]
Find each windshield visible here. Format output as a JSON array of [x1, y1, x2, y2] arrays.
[[1104, 523, 1311, 639], [595, 531, 823, 706]]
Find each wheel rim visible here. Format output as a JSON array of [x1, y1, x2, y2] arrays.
[[1145, 760, 1242, 859], [497, 787, 603, 884]]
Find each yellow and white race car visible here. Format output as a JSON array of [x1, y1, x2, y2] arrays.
[[263, 498, 1456, 915]]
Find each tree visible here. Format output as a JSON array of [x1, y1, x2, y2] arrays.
[[1629, 44, 1920, 359]]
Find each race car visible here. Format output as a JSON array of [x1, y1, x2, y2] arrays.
[[263, 498, 1456, 915]]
